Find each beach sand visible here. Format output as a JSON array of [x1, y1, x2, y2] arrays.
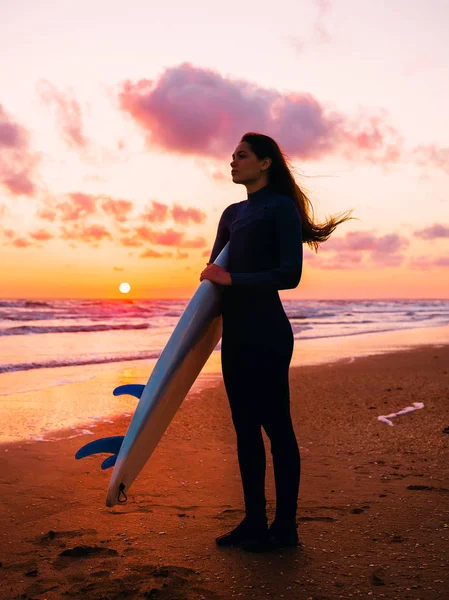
[[1, 345, 448, 599]]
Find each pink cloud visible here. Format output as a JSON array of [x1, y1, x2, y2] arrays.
[[37, 206, 57, 221], [415, 223, 449, 240], [321, 231, 409, 253], [0, 104, 39, 196], [410, 256, 449, 270], [57, 192, 97, 221], [38, 192, 135, 224], [171, 204, 206, 225], [37, 80, 88, 148], [309, 251, 363, 270], [101, 197, 134, 222], [411, 145, 449, 175], [29, 229, 54, 241], [60, 224, 112, 242], [314, 0, 332, 44], [141, 200, 170, 223], [118, 63, 403, 165], [134, 225, 206, 248]]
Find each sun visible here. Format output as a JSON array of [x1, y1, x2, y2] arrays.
[[119, 282, 131, 294]]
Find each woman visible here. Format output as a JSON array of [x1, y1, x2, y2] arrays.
[[200, 132, 351, 553]]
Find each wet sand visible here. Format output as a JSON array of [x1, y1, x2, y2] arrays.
[[1, 345, 448, 599]]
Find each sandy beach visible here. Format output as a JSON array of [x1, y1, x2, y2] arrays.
[[1, 344, 448, 599]]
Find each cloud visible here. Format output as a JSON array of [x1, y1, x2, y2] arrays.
[[308, 250, 363, 270], [314, 0, 332, 44], [38, 192, 135, 224], [134, 225, 206, 248], [29, 229, 54, 241], [113, 266, 124, 271], [57, 192, 97, 221], [171, 203, 206, 225], [37, 206, 57, 221], [409, 256, 449, 270], [415, 223, 449, 240], [120, 236, 143, 247], [60, 224, 112, 242], [141, 200, 170, 223], [322, 231, 409, 254], [117, 63, 403, 166], [0, 104, 39, 196], [411, 145, 449, 175], [313, 230, 409, 269], [139, 248, 173, 258], [101, 197, 134, 222], [37, 80, 88, 149], [12, 237, 33, 248]]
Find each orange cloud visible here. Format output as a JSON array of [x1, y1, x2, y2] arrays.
[[139, 248, 173, 258], [12, 237, 32, 248], [60, 224, 112, 242], [29, 229, 54, 241]]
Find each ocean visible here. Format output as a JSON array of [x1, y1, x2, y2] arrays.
[[1, 298, 449, 374], [1, 298, 448, 443]]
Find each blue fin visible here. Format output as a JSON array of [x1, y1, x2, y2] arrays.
[[75, 435, 124, 469], [101, 455, 118, 470], [113, 384, 145, 398]]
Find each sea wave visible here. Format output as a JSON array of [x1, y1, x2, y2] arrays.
[[0, 323, 153, 336], [0, 350, 163, 373]]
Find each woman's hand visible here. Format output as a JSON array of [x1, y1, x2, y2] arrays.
[[200, 262, 232, 286]]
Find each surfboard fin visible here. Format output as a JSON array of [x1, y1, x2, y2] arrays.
[[113, 384, 145, 398], [75, 435, 124, 470]]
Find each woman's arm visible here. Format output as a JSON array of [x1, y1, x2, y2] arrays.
[[229, 197, 303, 290], [209, 203, 238, 263]]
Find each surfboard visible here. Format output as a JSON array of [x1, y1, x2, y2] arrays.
[[75, 242, 229, 507]]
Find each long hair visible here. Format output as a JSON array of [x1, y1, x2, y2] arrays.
[[240, 132, 353, 251]]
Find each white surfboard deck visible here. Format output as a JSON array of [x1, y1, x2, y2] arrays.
[[102, 243, 229, 506]]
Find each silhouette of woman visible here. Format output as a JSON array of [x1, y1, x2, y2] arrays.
[[200, 132, 351, 552]]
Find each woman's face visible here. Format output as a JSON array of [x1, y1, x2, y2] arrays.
[[230, 141, 269, 184]]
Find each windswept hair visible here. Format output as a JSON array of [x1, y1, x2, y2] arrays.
[[240, 132, 353, 251]]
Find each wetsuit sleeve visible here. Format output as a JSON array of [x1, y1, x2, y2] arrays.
[[209, 203, 237, 263], [229, 198, 303, 290]]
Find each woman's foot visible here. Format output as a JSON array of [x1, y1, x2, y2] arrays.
[[215, 516, 268, 547], [241, 520, 299, 553]]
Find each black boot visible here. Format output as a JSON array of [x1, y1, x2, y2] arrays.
[[241, 519, 299, 553], [215, 515, 269, 547]]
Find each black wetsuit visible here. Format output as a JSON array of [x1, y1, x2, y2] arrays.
[[209, 184, 303, 523]]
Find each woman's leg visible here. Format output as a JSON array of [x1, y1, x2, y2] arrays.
[[259, 328, 300, 525], [221, 336, 268, 521]]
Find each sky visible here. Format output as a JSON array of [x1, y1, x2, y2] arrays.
[[1, 0, 448, 299]]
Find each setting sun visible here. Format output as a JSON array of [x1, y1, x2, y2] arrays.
[[119, 282, 131, 294]]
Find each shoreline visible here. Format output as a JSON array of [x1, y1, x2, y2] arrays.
[[1, 344, 448, 599], [0, 324, 448, 445]]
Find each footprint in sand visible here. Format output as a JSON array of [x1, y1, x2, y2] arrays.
[[31, 529, 97, 546]]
